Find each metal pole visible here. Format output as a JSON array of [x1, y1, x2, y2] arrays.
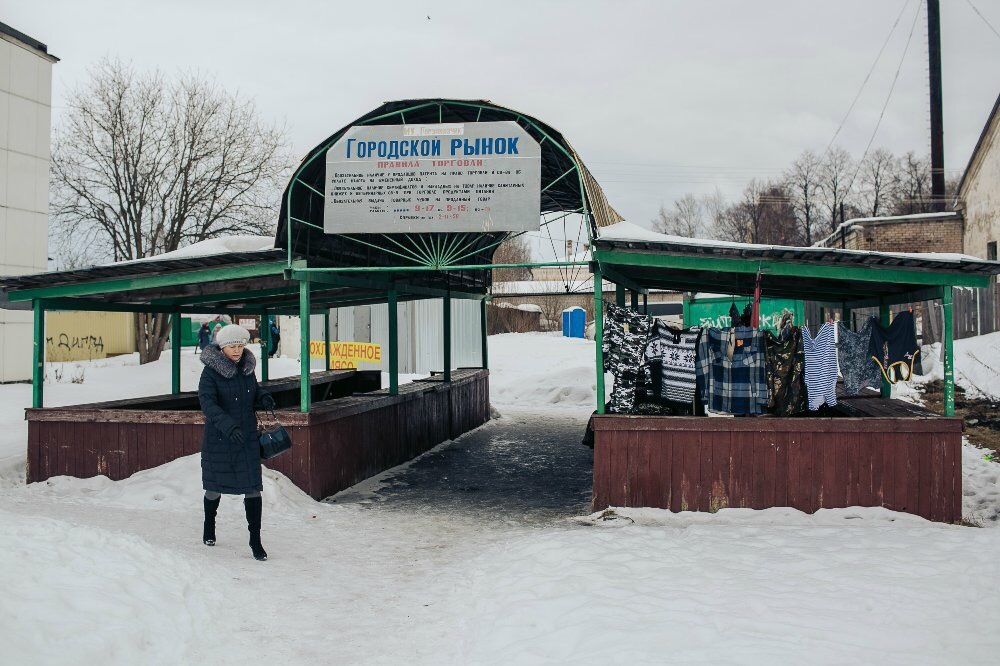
[[942, 285, 955, 416], [642, 293, 648, 315], [260, 312, 269, 382], [594, 268, 606, 414], [928, 0, 946, 210], [388, 286, 399, 395], [630, 290, 639, 310], [299, 279, 311, 413], [480, 298, 489, 369], [879, 301, 892, 399], [32, 299, 44, 408], [171, 310, 181, 395], [324, 310, 331, 371], [615, 283, 625, 308], [443, 292, 452, 382]]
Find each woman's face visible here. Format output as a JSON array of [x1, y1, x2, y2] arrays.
[[222, 344, 245, 362]]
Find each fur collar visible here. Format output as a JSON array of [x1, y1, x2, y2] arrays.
[[200, 343, 256, 378]]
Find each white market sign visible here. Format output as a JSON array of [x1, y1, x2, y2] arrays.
[[324, 121, 541, 234]]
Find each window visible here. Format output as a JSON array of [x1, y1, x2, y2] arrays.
[[988, 241, 997, 261]]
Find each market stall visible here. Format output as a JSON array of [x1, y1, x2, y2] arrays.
[[589, 222, 1000, 522]]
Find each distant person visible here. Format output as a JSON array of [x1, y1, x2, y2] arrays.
[[268, 319, 280, 358], [198, 324, 276, 561], [196, 322, 211, 354], [211, 322, 222, 343]]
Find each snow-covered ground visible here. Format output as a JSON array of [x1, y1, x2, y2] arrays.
[[2, 333, 1000, 664]]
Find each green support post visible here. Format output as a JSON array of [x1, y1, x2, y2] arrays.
[[842, 304, 852, 330], [299, 279, 311, 413], [324, 310, 331, 371], [171, 310, 181, 395], [388, 286, 399, 395], [32, 299, 44, 408], [260, 312, 269, 382], [630, 290, 639, 310], [615, 283, 625, 308], [942, 286, 955, 417], [480, 298, 489, 369], [443, 292, 452, 382], [595, 268, 606, 414], [879, 301, 891, 399]]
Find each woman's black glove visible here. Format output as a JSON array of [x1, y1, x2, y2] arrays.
[[228, 426, 246, 445], [259, 393, 276, 411]]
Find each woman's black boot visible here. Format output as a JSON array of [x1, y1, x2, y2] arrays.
[[203, 496, 220, 546], [244, 496, 267, 561]]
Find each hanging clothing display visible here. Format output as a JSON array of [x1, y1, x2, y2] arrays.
[[763, 325, 807, 416], [868, 310, 920, 384], [837, 319, 882, 395], [696, 327, 769, 415], [603, 302, 652, 413], [643, 319, 700, 406], [802, 323, 839, 410]]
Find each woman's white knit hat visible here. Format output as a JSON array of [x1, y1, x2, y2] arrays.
[[216, 324, 251, 348]]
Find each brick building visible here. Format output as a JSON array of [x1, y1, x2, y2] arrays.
[[812, 211, 963, 254]]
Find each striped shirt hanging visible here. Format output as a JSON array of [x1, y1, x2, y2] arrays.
[[802, 323, 839, 410]]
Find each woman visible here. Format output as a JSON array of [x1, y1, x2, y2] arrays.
[[198, 324, 276, 561], [196, 322, 211, 354]]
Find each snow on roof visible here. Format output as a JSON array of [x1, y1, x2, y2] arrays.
[[598, 221, 987, 265], [813, 212, 960, 248], [107, 236, 276, 266], [516, 304, 542, 312]]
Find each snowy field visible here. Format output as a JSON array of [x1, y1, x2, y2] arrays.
[[2, 333, 1000, 664]]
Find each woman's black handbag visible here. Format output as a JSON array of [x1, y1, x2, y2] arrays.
[[258, 410, 292, 460]]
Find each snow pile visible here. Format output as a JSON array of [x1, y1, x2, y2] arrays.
[[0, 509, 227, 665], [963, 441, 1000, 524], [458, 508, 1000, 665], [23, 454, 319, 516], [488, 332, 607, 409]]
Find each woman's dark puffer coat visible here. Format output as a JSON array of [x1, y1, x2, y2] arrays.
[[198, 344, 271, 494]]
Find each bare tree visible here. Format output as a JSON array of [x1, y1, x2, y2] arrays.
[[818, 146, 856, 233], [857, 148, 898, 217], [890, 151, 932, 215], [785, 150, 822, 245], [652, 193, 706, 238], [490, 234, 534, 282], [51, 59, 290, 363]]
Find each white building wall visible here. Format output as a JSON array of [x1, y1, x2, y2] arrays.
[[369, 298, 482, 375], [0, 29, 56, 382], [961, 112, 1000, 259]]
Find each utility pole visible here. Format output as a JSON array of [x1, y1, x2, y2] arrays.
[[928, 0, 946, 211]]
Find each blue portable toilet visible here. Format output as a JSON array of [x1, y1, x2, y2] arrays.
[[562, 306, 586, 338]]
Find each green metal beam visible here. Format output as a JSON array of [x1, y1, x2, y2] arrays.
[[480, 298, 489, 369], [843, 286, 945, 310], [324, 310, 331, 371], [443, 292, 452, 382], [597, 264, 648, 295], [150, 286, 298, 307], [942, 285, 955, 417], [42, 299, 176, 314], [299, 280, 311, 413], [293, 261, 588, 275], [593, 249, 994, 290], [594, 268, 606, 414], [8, 261, 288, 302], [388, 286, 399, 396], [32, 299, 44, 409], [171, 311, 181, 395], [292, 270, 487, 301]]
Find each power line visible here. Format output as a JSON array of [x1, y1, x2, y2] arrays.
[[845, 0, 924, 196], [823, 0, 913, 154], [965, 0, 1000, 43]]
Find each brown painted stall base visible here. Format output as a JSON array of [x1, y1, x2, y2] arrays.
[[592, 404, 963, 523], [26, 368, 490, 500]]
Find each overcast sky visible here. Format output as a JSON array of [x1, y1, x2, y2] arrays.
[[8, 0, 1000, 235]]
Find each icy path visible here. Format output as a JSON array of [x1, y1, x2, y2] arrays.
[[334, 406, 594, 527]]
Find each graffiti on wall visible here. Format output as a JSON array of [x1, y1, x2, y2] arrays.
[[45, 333, 106, 360]]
